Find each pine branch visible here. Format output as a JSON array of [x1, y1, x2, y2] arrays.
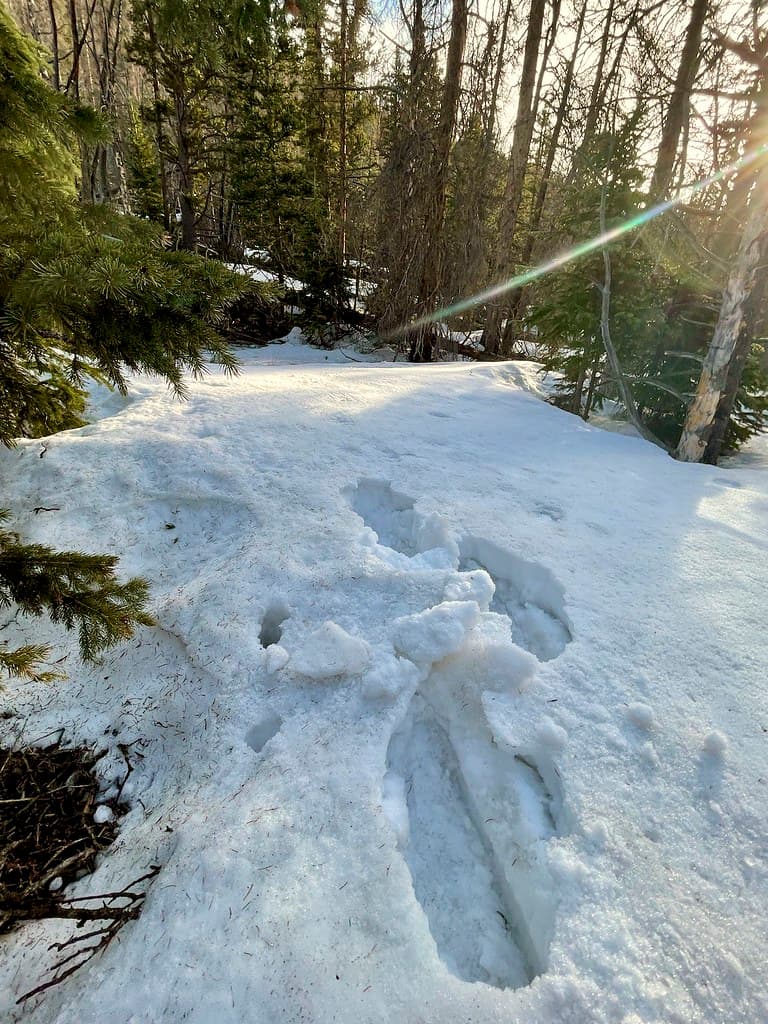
[[0, 517, 154, 682]]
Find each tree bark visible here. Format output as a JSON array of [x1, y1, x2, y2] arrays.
[[408, 0, 468, 359], [145, 6, 170, 229], [650, 0, 708, 200], [46, 0, 61, 91], [174, 89, 197, 250], [676, 167, 768, 462], [483, 0, 547, 355], [702, 232, 768, 463], [338, 0, 348, 266], [509, 0, 588, 329]]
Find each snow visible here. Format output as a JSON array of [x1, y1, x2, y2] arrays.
[[391, 600, 481, 664], [290, 621, 371, 680], [225, 261, 303, 292], [1, 340, 767, 1023], [703, 729, 729, 758], [626, 701, 655, 731]]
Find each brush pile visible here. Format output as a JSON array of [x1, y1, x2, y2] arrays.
[[0, 740, 121, 932]]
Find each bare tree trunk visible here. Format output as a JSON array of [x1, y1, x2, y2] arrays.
[[338, 0, 348, 267], [484, 0, 514, 151], [46, 0, 61, 91], [650, 0, 708, 199], [409, 0, 468, 359], [483, 0, 547, 355], [508, 0, 588, 329], [67, 0, 81, 99], [174, 88, 197, 250], [702, 233, 768, 463], [570, 366, 586, 414], [145, 7, 170, 229], [677, 167, 768, 462]]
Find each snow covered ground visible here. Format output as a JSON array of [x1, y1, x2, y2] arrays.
[[1, 342, 767, 1023]]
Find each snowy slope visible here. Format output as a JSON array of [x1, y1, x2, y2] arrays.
[[1, 345, 767, 1024]]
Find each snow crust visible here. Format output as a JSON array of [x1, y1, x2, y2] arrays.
[[1, 341, 767, 1023]]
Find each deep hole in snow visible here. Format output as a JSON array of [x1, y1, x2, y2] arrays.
[[343, 478, 457, 562], [245, 712, 283, 754], [345, 478, 419, 555], [458, 535, 572, 661], [384, 690, 563, 989], [259, 602, 290, 648]]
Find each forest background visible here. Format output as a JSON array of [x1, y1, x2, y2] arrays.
[[4, 0, 768, 467]]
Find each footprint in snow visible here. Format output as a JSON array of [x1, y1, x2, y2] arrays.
[[245, 711, 283, 754], [343, 478, 457, 563], [259, 601, 290, 648], [384, 661, 566, 990], [344, 477, 573, 986], [458, 535, 572, 662]]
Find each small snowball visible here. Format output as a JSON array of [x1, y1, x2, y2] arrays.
[[94, 804, 115, 825], [265, 644, 290, 674], [535, 716, 568, 751], [48, 876, 63, 892], [703, 730, 729, 758], [291, 621, 370, 680], [639, 740, 660, 768], [626, 702, 655, 731], [444, 569, 495, 609], [392, 601, 479, 665]]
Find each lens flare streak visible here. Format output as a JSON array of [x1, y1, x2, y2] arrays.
[[392, 145, 768, 338]]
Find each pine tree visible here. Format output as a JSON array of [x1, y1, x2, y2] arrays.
[[530, 120, 687, 428], [0, 4, 244, 682]]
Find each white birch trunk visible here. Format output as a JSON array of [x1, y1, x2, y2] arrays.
[[676, 168, 768, 462]]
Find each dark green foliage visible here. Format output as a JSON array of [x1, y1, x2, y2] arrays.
[[528, 116, 767, 448], [125, 107, 165, 223], [2, 210, 244, 448], [0, 512, 155, 680], [228, 14, 336, 283], [0, 6, 245, 680], [724, 344, 768, 452], [127, 0, 273, 249], [530, 121, 658, 415], [0, 6, 103, 210]]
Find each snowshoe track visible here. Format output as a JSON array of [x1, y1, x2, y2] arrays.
[[347, 478, 572, 989]]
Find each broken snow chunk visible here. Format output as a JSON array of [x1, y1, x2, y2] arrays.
[[48, 876, 63, 892], [480, 639, 539, 695], [703, 730, 729, 758], [264, 644, 290, 674], [392, 601, 480, 665], [536, 716, 568, 751], [444, 568, 495, 609], [626, 702, 655, 731], [411, 511, 459, 561], [291, 621, 370, 680], [362, 653, 421, 701], [93, 804, 115, 825]]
